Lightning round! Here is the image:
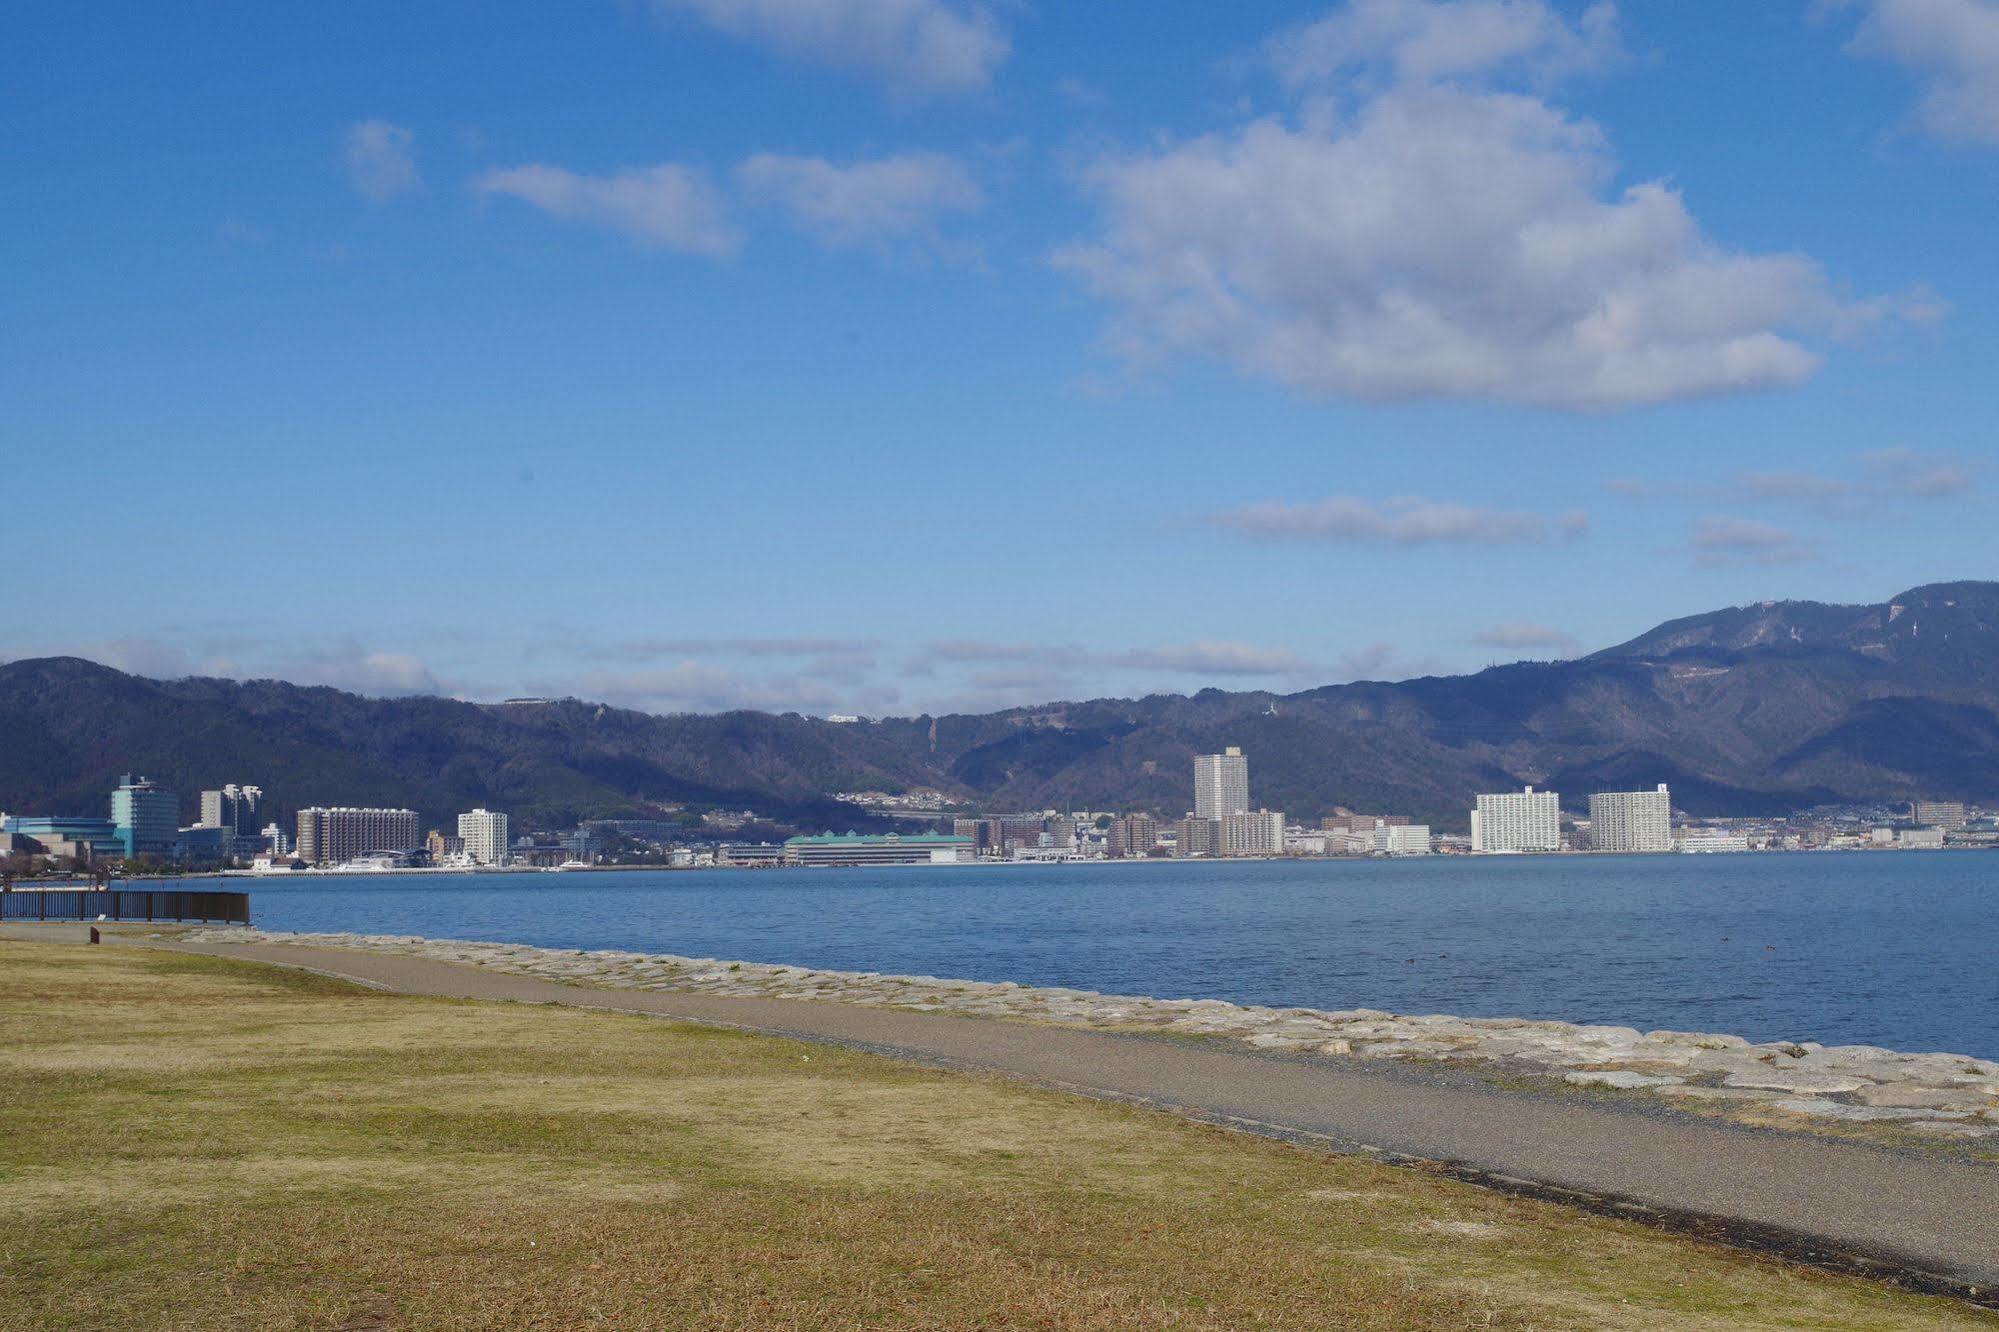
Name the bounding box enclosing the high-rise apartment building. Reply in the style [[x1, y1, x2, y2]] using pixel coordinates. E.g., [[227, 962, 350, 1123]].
[[1193, 747, 1250, 820], [111, 774, 179, 858], [457, 809, 510, 865], [1913, 800, 1967, 831], [1105, 814, 1159, 858], [1470, 786, 1561, 854], [1588, 784, 1673, 853], [199, 784, 264, 836], [1175, 817, 1218, 858], [1217, 810, 1285, 857], [296, 807, 420, 866]]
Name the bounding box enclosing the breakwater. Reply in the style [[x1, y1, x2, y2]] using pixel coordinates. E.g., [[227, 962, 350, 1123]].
[[185, 928, 1999, 1142]]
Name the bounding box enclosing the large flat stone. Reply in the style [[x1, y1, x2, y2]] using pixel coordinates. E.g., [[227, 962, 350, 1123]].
[[1722, 1070, 1874, 1094]]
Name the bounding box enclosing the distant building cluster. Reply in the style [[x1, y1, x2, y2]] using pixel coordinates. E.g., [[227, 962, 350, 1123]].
[[2, 749, 1990, 879]]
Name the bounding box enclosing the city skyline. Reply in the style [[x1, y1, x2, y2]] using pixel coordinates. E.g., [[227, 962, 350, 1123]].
[[5, 2, 1998, 716]]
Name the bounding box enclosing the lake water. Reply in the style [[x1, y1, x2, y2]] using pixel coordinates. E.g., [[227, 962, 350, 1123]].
[[241, 853, 1999, 1060]]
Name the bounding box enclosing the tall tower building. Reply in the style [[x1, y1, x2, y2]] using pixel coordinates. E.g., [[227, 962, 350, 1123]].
[[457, 809, 511, 866], [199, 784, 264, 836], [1193, 747, 1250, 820], [1588, 785, 1672, 853], [110, 774, 179, 858]]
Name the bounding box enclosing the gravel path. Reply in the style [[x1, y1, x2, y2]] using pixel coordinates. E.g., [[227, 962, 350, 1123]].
[[158, 934, 1999, 1303]]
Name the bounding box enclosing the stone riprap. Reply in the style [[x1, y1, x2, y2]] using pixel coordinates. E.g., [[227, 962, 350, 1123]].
[[180, 929, 1999, 1139]]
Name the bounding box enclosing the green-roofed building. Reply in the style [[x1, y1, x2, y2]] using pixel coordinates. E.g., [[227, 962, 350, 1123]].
[[782, 832, 973, 868]]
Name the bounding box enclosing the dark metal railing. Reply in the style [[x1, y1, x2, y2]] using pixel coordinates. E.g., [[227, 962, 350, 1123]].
[[0, 888, 250, 925]]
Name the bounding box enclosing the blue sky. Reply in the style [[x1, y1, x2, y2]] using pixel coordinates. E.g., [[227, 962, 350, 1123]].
[[4, 0, 1996, 715]]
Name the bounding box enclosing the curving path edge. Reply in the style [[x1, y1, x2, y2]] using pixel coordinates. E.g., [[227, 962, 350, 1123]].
[[166, 937, 1999, 1306]]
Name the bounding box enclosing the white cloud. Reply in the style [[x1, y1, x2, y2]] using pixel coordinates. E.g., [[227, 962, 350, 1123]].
[[909, 638, 1309, 677], [1271, 0, 1619, 90], [1109, 641, 1311, 676], [1470, 621, 1580, 653], [645, 0, 1007, 98], [1862, 446, 1977, 496], [342, 120, 421, 202], [475, 163, 740, 255], [274, 641, 443, 696], [1212, 495, 1586, 545], [3, 635, 446, 697], [587, 636, 880, 660], [1059, 0, 1874, 411], [736, 151, 982, 250], [1847, 0, 1999, 144], [1690, 517, 1817, 568], [563, 662, 899, 714]]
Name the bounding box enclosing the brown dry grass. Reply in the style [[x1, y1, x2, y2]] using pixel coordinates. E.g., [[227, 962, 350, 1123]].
[[0, 940, 1989, 1331]]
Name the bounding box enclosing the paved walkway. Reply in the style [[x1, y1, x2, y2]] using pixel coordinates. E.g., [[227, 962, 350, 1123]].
[[84, 933, 1999, 1299]]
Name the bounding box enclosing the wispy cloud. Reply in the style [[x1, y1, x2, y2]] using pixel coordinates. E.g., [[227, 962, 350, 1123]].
[[342, 120, 421, 202], [736, 151, 982, 252], [474, 163, 740, 255], [1862, 446, 1976, 497], [1691, 517, 1817, 568], [2, 634, 448, 697], [1470, 621, 1581, 654], [556, 661, 901, 714], [1843, 0, 1999, 144], [1608, 448, 1977, 511], [1212, 496, 1587, 546], [643, 0, 1008, 99], [1269, 0, 1621, 90]]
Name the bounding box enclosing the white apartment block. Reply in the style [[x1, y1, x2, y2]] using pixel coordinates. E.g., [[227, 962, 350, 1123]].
[[1588, 784, 1673, 853], [1194, 747, 1250, 820], [1379, 824, 1431, 856], [1470, 786, 1561, 853], [457, 808, 511, 865], [1217, 810, 1284, 857]]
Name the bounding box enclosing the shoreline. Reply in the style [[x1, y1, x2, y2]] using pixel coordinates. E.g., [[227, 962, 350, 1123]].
[[180, 927, 1999, 1145]]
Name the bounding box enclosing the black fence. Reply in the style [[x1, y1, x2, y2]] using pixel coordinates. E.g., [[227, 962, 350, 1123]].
[[0, 888, 250, 925]]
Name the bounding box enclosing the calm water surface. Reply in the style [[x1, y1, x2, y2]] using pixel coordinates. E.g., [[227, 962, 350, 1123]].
[[242, 853, 1999, 1059]]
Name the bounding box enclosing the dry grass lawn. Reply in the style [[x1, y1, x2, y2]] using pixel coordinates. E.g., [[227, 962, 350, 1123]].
[[0, 939, 1991, 1331]]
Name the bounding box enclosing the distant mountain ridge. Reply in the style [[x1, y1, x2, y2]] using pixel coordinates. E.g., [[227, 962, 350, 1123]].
[[3, 581, 1996, 831]]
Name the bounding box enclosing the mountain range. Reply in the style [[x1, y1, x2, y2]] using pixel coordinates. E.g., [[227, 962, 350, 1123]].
[[4, 581, 1996, 833]]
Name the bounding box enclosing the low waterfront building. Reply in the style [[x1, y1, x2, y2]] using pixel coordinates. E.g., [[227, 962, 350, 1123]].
[[716, 842, 785, 867], [1321, 813, 1410, 834], [296, 806, 421, 866], [1587, 784, 1673, 853], [1379, 824, 1431, 856], [1677, 829, 1750, 853], [457, 808, 510, 866], [1470, 786, 1561, 853], [426, 830, 465, 861], [783, 832, 973, 867], [175, 824, 231, 861], [1899, 827, 1946, 849], [0, 815, 125, 860]]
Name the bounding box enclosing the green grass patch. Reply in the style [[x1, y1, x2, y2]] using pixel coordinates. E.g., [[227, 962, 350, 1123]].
[[0, 940, 1990, 1330]]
